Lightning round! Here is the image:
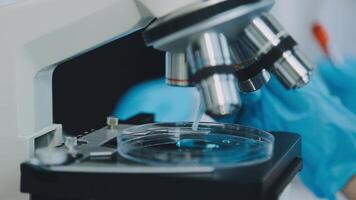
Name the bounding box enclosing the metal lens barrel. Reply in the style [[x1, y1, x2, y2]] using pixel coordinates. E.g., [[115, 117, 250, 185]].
[[187, 32, 241, 116], [239, 13, 314, 89]]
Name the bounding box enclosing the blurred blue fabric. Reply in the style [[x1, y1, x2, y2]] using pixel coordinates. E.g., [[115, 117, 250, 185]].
[[239, 75, 356, 199], [113, 79, 197, 122], [114, 60, 356, 200], [318, 57, 356, 114]]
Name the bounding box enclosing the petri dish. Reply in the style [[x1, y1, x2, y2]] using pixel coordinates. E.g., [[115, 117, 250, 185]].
[[117, 122, 274, 168]]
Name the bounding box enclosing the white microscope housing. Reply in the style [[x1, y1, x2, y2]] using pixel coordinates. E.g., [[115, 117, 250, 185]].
[[0, 0, 313, 199], [0, 0, 197, 198]]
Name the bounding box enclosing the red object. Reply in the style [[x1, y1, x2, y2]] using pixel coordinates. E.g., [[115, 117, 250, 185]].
[[312, 22, 330, 55]]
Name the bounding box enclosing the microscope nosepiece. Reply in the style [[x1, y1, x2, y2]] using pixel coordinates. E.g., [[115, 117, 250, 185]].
[[143, 0, 315, 117]]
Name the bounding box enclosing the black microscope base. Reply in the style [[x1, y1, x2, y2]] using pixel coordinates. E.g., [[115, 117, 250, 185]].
[[21, 131, 302, 200]]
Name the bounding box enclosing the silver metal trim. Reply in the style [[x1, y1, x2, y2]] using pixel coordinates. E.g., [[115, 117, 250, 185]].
[[165, 52, 193, 87], [147, 0, 274, 52], [152, 0, 229, 25], [239, 69, 271, 92]]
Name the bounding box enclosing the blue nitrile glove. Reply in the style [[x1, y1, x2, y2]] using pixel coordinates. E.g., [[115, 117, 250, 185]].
[[238, 75, 356, 200], [318, 57, 356, 114], [113, 79, 198, 122], [114, 75, 356, 199]]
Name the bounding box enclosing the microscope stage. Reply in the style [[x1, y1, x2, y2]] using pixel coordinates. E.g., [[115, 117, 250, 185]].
[[21, 121, 302, 200]]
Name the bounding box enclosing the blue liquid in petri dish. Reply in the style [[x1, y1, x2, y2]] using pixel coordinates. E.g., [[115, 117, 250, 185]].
[[176, 139, 220, 150], [118, 123, 274, 167], [175, 133, 258, 153]]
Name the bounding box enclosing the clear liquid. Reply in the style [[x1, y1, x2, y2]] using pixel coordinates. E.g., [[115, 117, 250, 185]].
[[192, 96, 205, 131], [174, 134, 254, 153], [176, 139, 220, 150], [118, 123, 274, 167]]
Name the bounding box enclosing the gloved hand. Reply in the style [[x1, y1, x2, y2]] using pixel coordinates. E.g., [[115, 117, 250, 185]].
[[114, 72, 356, 200], [238, 75, 356, 200], [113, 79, 199, 122], [318, 57, 356, 114]]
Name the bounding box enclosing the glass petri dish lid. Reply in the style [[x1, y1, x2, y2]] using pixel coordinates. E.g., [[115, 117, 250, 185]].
[[117, 122, 274, 168]]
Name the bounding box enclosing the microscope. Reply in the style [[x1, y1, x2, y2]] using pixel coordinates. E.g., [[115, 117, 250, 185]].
[[0, 0, 312, 199]]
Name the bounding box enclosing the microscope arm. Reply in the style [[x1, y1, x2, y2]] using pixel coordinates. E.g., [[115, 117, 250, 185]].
[[0, 0, 191, 144], [0, 0, 192, 199]]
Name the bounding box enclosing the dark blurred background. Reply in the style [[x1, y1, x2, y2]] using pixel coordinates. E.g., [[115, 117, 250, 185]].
[[53, 30, 165, 135]]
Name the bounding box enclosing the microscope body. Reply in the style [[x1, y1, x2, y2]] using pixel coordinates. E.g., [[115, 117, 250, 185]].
[[0, 0, 312, 199], [0, 0, 186, 198]]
